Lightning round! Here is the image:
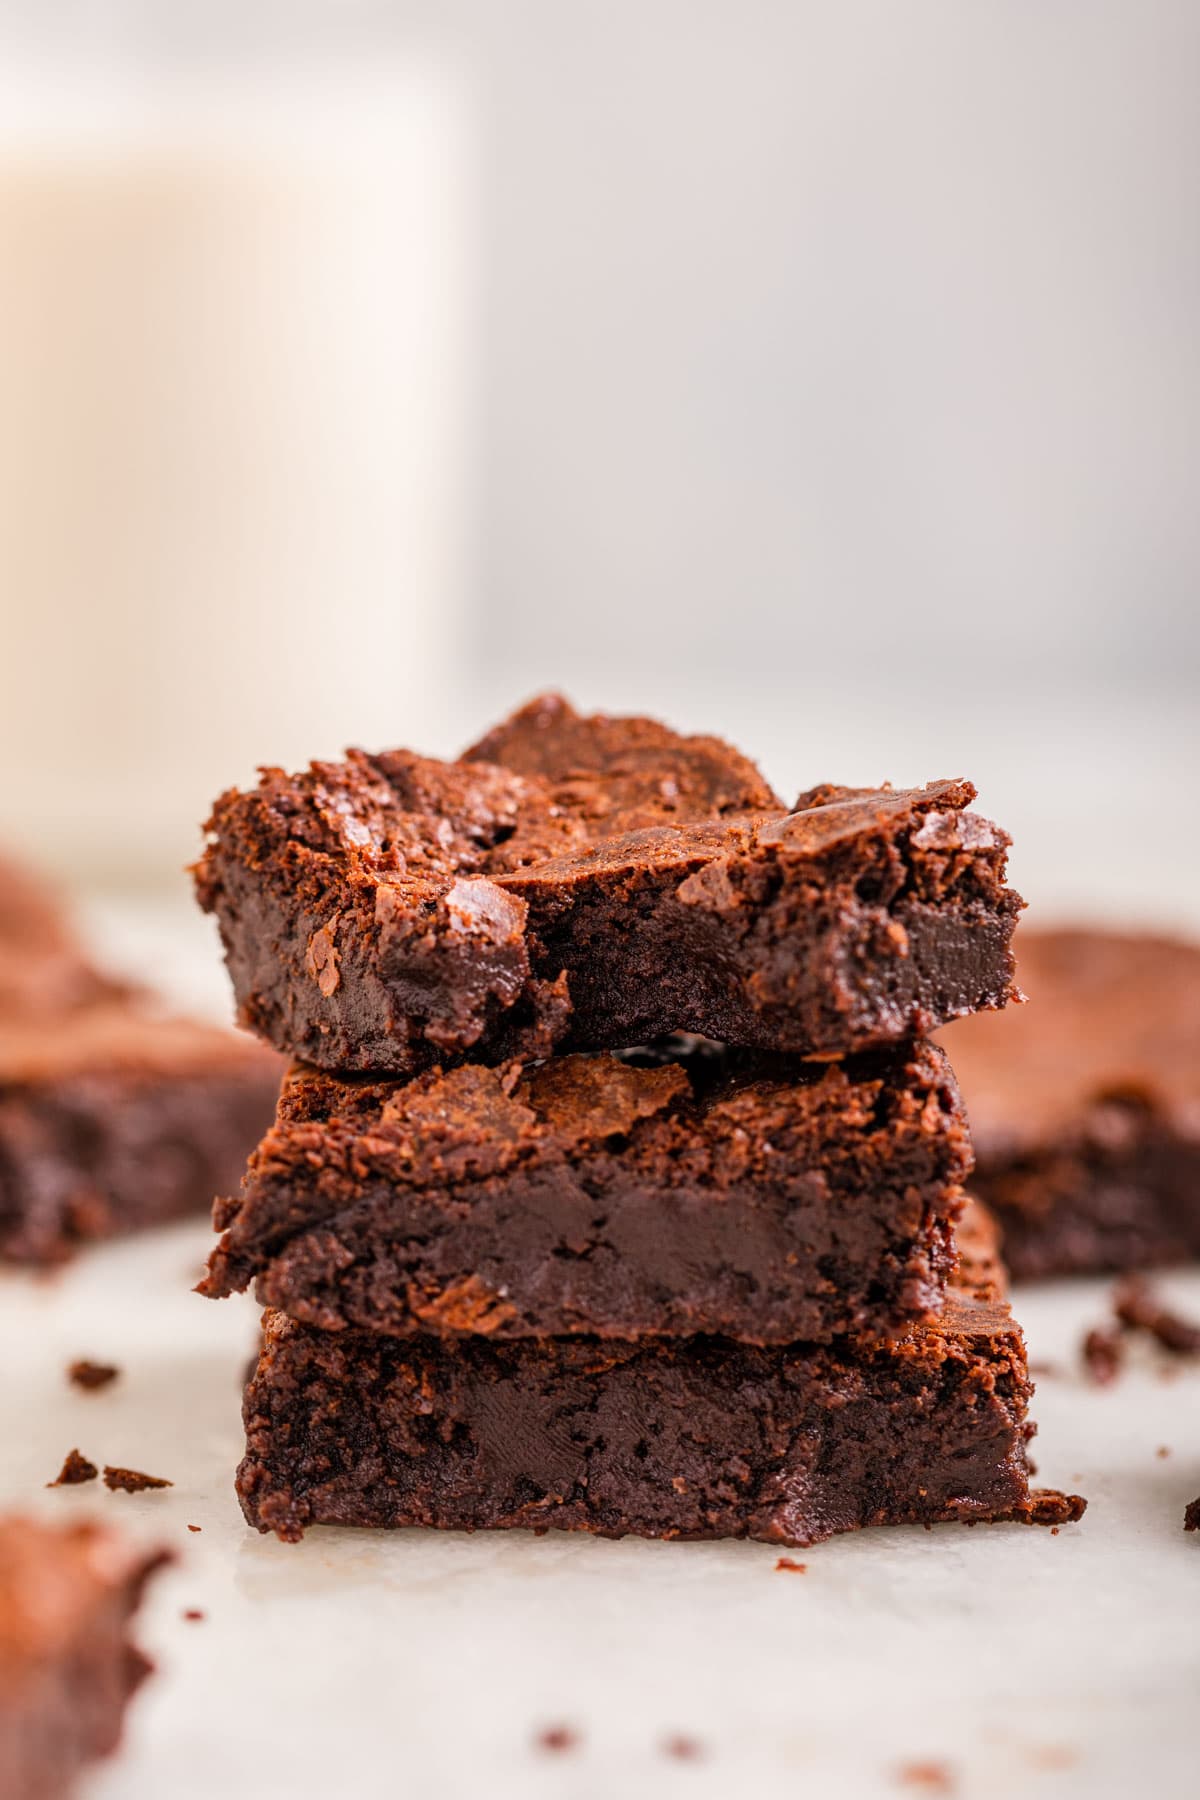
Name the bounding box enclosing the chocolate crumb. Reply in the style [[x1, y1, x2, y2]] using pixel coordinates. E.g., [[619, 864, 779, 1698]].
[[1028, 1360, 1061, 1377], [182, 1608, 206, 1622], [67, 1359, 120, 1391], [775, 1556, 807, 1573], [1113, 1278, 1200, 1354], [187, 1524, 202, 1533], [1156, 1446, 1171, 1459], [1185, 1498, 1200, 1532], [662, 1734, 704, 1760], [1082, 1326, 1124, 1385], [102, 1465, 172, 1493], [896, 1761, 954, 1793], [1021, 1489, 1087, 1527], [535, 1726, 579, 1754], [47, 1447, 98, 1487]]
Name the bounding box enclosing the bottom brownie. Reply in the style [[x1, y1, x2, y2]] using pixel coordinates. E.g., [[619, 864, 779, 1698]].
[[239, 1203, 1083, 1545], [0, 1516, 170, 1800]]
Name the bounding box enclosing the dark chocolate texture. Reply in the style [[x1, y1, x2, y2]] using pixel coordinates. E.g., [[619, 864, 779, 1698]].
[[944, 929, 1200, 1279], [237, 1202, 1084, 1545], [196, 694, 1021, 1073], [203, 1036, 971, 1346]]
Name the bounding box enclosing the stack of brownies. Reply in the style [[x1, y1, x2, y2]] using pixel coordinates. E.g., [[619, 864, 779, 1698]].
[[195, 695, 1083, 1544]]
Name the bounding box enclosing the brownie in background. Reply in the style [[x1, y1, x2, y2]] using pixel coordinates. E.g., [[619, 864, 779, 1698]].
[[0, 851, 282, 1266], [0, 1516, 170, 1800], [944, 929, 1200, 1279]]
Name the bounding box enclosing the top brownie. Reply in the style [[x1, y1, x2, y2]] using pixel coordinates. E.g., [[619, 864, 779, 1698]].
[[195, 694, 1022, 1073]]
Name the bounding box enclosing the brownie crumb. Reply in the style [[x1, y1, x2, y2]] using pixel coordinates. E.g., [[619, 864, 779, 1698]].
[[535, 1726, 579, 1754], [1113, 1278, 1200, 1354], [1027, 1360, 1061, 1377], [47, 1447, 99, 1486], [187, 1524, 202, 1533], [103, 1465, 173, 1493], [1156, 1446, 1171, 1459], [662, 1734, 704, 1760], [775, 1556, 807, 1573], [896, 1761, 954, 1793], [67, 1359, 120, 1391], [1021, 1489, 1088, 1527], [1185, 1498, 1200, 1532], [1082, 1326, 1124, 1385], [182, 1607, 206, 1622]]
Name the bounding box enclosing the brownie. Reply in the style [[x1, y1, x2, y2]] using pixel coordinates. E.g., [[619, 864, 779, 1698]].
[[195, 693, 1022, 1073], [0, 854, 126, 1019], [0, 1516, 169, 1800], [0, 1004, 282, 1266], [203, 1036, 971, 1345], [237, 1200, 1084, 1544], [943, 929, 1200, 1279]]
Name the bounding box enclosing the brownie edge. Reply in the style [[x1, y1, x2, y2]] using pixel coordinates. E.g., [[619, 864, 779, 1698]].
[[237, 1203, 1083, 1547], [205, 1037, 972, 1346]]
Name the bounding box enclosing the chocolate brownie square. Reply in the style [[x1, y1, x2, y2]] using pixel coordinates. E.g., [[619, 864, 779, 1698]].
[[237, 1201, 1084, 1544], [0, 1516, 169, 1800], [195, 694, 1021, 1073], [944, 929, 1200, 1278], [0, 849, 283, 1265], [203, 1036, 971, 1346], [0, 1006, 283, 1265]]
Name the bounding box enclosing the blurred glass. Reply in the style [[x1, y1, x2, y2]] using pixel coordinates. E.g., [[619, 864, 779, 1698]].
[[0, 51, 470, 886]]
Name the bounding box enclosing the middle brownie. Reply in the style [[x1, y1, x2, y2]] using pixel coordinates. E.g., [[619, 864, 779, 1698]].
[[202, 1036, 970, 1345]]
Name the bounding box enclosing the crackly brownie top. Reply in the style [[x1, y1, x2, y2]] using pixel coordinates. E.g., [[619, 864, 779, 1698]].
[[943, 928, 1200, 1155], [204, 1036, 969, 1294], [197, 690, 1006, 909], [196, 692, 781, 901], [0, 1516, 169, 1671]]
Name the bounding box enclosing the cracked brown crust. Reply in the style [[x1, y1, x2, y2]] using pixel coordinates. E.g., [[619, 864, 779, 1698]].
[[944, 929, 1200, 1278], [237, 1202, 1084, 1545], [203, 1037, 971, 1345], [195, 694, 1021, 1073], [0, 1516, 170, 1800]]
